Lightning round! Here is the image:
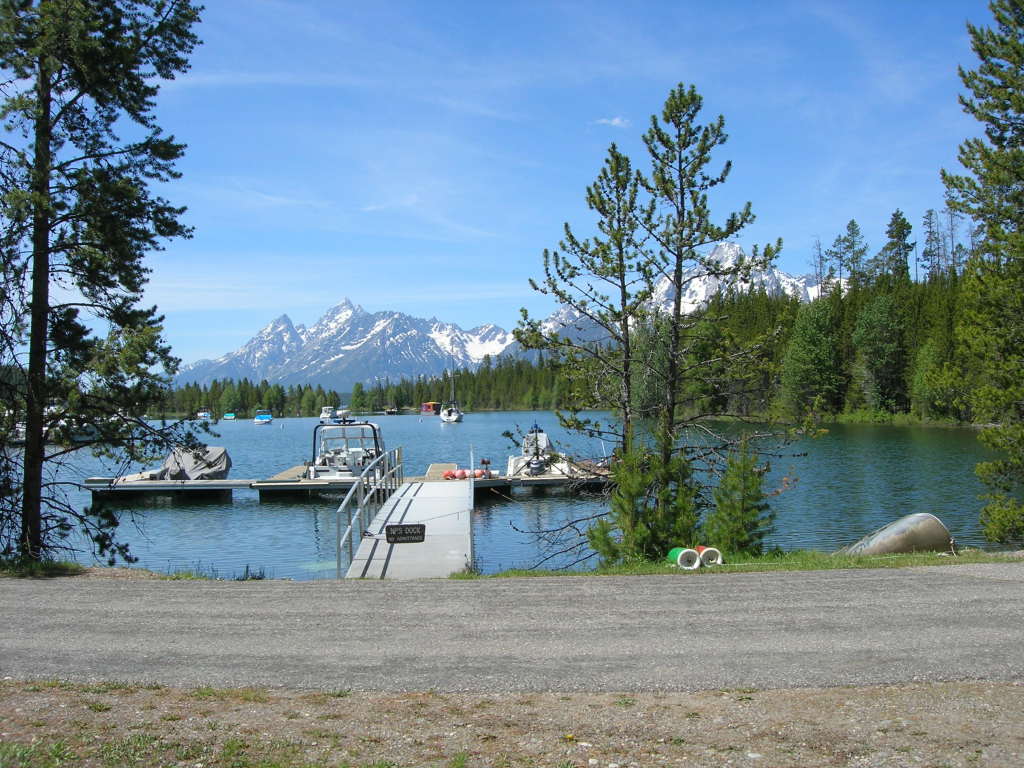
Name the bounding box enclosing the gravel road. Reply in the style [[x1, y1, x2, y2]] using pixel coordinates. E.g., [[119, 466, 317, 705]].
[[2, 563, 1023, 692]]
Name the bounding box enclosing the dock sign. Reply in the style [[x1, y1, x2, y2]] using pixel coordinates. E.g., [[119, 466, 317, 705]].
[[385, 523, 426, 543]]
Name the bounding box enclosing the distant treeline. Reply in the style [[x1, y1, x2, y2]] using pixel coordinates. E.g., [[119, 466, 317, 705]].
[[162, 356, 569, 417]]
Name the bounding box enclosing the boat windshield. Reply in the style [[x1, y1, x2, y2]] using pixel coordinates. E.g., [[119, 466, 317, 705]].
[[312, 422, 383, 461]]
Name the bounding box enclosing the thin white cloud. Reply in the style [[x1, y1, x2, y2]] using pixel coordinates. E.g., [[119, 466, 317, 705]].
[[359, 193, 421, 213], [165, 70, 379, 91], [181, 178, 331, 212], [594, 116, 630, 128], [430, 96, 522, 121]]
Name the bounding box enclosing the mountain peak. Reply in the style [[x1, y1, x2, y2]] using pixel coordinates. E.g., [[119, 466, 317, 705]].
[[175, 244, 826, 391]]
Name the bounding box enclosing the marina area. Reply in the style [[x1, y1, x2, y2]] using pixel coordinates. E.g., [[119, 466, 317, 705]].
[[63, 412, 999, 580]]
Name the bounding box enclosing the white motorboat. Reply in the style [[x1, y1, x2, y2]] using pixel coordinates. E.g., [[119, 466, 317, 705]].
[[195, 406, 212, 420], [253, 408, 273, 425], [307, 416, 385, 480], [506, 424, 570, 477]]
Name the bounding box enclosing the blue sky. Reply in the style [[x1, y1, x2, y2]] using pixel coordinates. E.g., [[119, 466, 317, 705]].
[[145, 0, 992, 365]]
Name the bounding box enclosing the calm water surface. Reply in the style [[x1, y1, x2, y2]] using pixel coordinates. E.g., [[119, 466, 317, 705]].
[[63, 412, 994, 579]]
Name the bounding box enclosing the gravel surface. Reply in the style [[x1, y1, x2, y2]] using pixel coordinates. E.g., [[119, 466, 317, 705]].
[[2, 563, 1023, 692], [2, 679, 1022, 767], [2, 564, 1023, 766]]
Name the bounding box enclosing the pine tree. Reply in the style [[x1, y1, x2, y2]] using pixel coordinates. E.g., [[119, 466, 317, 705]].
[[702, 438, 774, 556], [516, 143, 651, 455], [638, 83, 781, 463], [942, 0, 1024, 543], [871, 210, 914, 285], [778, 298, 844, 416], [852, 294, 907, 412], [920, 209, 946, 280], [0, 0, 202, 561]]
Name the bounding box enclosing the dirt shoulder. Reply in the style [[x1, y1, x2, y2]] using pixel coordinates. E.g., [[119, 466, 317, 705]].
[[2, 679, 1022, 767]]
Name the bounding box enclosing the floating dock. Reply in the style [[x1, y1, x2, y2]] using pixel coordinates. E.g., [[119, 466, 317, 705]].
[[85, 466, 608, 501], [250, 465, 360, 498], [83, 477, 255, 500]]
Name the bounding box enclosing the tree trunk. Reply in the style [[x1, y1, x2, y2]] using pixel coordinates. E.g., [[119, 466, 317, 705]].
[[20, 57, 52, 561]]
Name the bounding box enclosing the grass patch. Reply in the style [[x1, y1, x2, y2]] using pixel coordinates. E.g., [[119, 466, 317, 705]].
[[458, 549, 1019, 579], [0, 558, 85, 578], [17, 680, 147, 695], [162, 561, 270, 581], [190, 686, 271, 703]]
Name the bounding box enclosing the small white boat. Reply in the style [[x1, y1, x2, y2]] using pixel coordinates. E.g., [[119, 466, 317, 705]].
[[223, 412, 236, 420], [9, 421, 26, 446], [307, 416, 385, 479], [253, 409, 273, 425], [439, 402, 463, 423], [195, 407, 212, 420], [506, 424, 571, 477], [440, 356, 464, 423], [319, 405, 342, 423]]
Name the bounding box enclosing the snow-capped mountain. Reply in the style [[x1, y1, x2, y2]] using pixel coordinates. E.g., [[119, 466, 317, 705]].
[[536, 243, 820, 343], [175, 300, 514, 390], [649, 242, 820, 313], [175, 244, 821, 390]]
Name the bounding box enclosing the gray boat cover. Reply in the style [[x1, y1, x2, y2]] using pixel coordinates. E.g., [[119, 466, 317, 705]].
[[156, 446, 232, 480]]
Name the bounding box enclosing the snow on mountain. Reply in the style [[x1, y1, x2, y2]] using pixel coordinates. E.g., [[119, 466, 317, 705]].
[[175, 300, 515, 390], [539, 243, 819, 341], [647, 242, 818, 314], [175, 244, 822, 390]]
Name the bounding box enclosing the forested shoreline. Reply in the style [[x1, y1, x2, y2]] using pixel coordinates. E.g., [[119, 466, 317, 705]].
[[166, 206, 972, 426]]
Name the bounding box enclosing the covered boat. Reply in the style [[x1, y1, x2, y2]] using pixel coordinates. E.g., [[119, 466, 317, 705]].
[[121, 446, 232, 482], [835, 512, 953, 556]]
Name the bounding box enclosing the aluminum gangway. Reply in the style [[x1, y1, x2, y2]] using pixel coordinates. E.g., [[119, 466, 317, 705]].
[[335, 454, 474, 579]]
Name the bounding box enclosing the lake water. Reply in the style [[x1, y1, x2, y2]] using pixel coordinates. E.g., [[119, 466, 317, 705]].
[[60, 412, 996, 579]]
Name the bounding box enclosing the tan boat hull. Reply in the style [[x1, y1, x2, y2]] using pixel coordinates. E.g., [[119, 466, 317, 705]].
[[835, 513, 951, 556]]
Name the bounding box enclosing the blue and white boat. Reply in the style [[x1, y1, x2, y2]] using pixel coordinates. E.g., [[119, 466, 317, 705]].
[[253, 409, 273, 425]]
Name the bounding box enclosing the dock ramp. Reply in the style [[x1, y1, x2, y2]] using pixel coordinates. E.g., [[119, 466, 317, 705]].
[[345, 477, 473, 579]]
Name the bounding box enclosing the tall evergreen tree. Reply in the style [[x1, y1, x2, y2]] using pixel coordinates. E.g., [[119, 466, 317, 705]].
[[920, 209, 945, 279], [638, 83, 780, 464], [942, 0, 1024, 543], [872, 209, 914, 285], [778, 298, 844, 416], [703, 438, 774, 556], [852, 294, 907, 412], [0, 0, 202, 561], [516, 143, 651, 455]]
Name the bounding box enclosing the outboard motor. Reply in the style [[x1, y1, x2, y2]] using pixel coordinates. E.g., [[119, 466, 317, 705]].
[[523, 423, 551, 475], [526, 455, 547, 476]]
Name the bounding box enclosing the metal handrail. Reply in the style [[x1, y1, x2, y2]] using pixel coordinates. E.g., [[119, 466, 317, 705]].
[[335, 446, 404, 578]]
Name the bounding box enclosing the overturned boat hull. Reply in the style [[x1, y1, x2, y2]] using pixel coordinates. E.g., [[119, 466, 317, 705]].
[[835, 512, 951, 556]]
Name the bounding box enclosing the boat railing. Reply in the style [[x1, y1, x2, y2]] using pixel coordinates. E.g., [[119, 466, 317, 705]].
[[335, 445, 404, 578]]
